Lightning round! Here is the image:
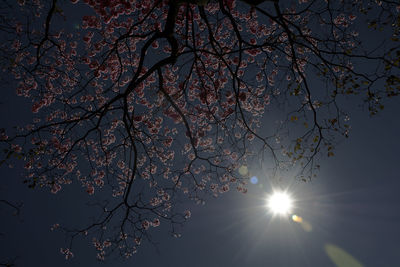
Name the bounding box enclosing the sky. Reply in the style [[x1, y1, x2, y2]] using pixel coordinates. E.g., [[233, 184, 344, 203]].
[[1, 91, 400, 267], [1, 1, 400, 267]]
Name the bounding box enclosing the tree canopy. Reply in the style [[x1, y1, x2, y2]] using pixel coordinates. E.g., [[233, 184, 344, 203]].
[[0, 0, 399, 260]]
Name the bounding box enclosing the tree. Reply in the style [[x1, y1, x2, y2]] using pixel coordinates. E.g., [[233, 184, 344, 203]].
[[0, 0, 399, 260]]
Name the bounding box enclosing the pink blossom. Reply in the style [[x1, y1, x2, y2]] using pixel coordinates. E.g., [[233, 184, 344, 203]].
[[184, 210, 191, 219], [134, 237, 141, 245], [51, 184, 62, 194], [86, 184, 94, 195], [141, 220, 150, 230], [50, 223, 60, 231], [60, 248, 74, 260], [103, 240, 111, 247], [152, 218, 160, 227], [11, 144, 22, 153]]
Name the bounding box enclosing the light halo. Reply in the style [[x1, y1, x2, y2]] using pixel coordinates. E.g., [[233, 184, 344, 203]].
[[266, 191, 293, 215]]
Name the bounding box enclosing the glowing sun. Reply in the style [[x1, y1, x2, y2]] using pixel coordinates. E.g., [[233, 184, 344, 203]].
[[266, 191, 293, 215]]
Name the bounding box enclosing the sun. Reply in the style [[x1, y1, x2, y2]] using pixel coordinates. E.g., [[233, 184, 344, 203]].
[[266, 191, 293, 215]]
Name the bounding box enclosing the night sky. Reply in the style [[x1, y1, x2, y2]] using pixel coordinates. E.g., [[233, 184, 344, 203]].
[[1, 1, 400, 267]]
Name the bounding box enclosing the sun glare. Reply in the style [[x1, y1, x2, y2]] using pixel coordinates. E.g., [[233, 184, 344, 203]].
[[266, 191, 293, 215]]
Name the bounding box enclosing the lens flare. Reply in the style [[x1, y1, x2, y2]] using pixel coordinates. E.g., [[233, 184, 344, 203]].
[[325, 244, 364, 267], [292, 214, 303, 223], [238, 165, 248, 176], [292, 214, 312, 232], [250, 176, 258, 184], [266, 191, 293, 215]]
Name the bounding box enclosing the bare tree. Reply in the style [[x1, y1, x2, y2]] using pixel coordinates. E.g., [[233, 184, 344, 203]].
[[0, 0, 399, 260]]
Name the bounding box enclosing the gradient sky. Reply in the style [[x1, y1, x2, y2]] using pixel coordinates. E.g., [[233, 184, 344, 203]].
[[1, 89, 400, 267], [1, 2, 400, 267]]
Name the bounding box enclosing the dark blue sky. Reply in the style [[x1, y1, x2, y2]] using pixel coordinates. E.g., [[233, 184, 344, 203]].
[[1, 1, 400, 267], [1, 94, 400, 266]]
